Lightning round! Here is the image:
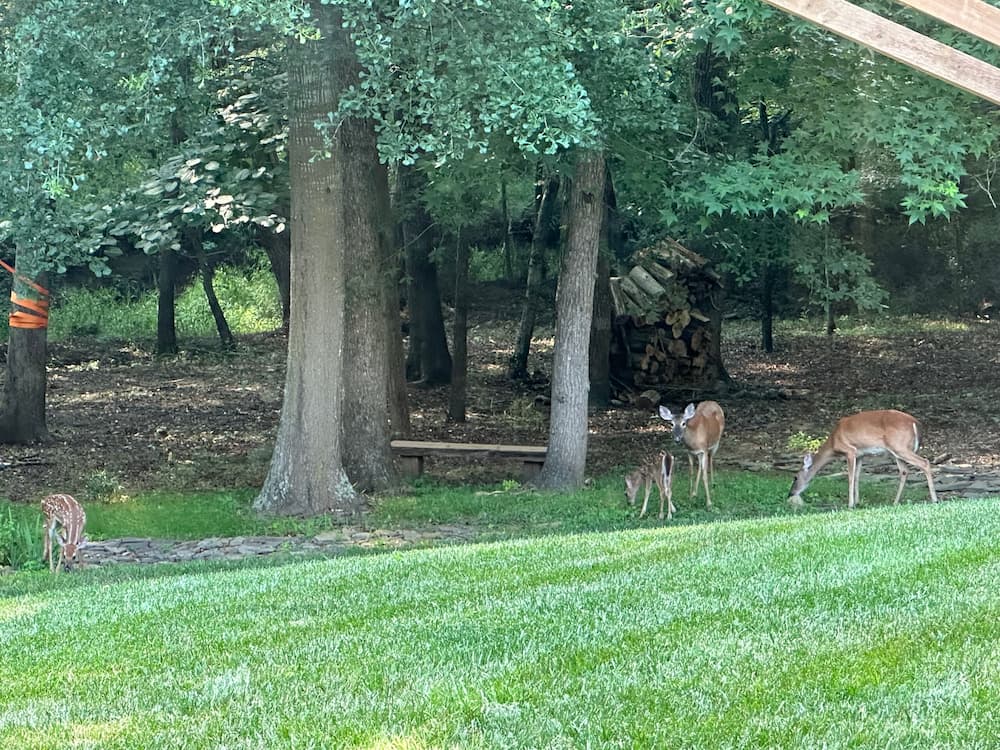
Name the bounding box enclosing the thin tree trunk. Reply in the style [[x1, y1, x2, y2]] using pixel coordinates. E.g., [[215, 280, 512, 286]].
[[588, 168, 616, 408], [254, 0, 359, 516], [761, 262, 774, 354], [399, 163, 451, 385], [187, 228, 235, 350], [156, 247, 178, 355], [536, 152, 606, 490], [341, 115, 396, 493], [0, 260, 48, 443], [258, 212, 291, 332], [510, 174, 559, 380], [500, 178, 514, 280], [448, 233, 470, 422]]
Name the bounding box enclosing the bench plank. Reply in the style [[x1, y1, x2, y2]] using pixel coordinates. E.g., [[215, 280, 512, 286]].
[[390, 440, 547, 479]]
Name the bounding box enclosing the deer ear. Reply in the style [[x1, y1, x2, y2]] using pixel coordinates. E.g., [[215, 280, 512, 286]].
[[802, 454, 814, 470], [683, 403, 697, 420], [658, 405, 673, 421]]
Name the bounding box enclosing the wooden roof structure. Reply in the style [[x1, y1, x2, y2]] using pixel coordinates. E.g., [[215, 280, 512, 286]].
[[760, 0, 1000, 106]]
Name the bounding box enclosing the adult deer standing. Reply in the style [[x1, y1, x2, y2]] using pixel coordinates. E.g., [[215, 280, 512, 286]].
[[41, 493, 86, 573], [658, 401, 725, 508], [625, 450, 675, 520], [788, 409, 939, 509]]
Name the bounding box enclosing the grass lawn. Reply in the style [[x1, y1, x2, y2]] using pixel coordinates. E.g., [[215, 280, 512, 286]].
[[2, 493, 998, 749]]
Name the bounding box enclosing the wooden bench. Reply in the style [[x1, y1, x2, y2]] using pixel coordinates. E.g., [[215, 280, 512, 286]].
[[390, 440, 547, 480]]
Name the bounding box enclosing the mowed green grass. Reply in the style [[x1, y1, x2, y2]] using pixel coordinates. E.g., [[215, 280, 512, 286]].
[[2, 498, 998, 749]]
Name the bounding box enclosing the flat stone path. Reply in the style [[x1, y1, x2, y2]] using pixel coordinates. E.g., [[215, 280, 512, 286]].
[[79, 524, 481, 567]]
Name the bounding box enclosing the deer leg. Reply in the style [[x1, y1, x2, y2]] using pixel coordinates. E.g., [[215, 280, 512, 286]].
[[891, 457, 909, 504], [689, 453, 700, 499], [846, 452, 858, 508], [43, 522, 52, 570], [898, 450, 939, 503], [701, 454, 713, 509], [639, 479, 653, 518]]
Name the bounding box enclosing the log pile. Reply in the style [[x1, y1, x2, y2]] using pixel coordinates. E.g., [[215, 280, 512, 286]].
[[610, 239, 723, 394]]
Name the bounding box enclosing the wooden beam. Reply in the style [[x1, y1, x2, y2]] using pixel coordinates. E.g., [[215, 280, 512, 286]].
[[895, 0, 1000, 50], [759, 0, 1000, 106]]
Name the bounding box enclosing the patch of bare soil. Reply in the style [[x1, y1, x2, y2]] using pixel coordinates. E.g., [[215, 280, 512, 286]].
[[1, 284, 998, 503]]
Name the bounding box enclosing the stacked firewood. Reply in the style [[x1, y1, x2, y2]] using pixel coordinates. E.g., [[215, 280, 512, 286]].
[[609, 239, 722, 390]]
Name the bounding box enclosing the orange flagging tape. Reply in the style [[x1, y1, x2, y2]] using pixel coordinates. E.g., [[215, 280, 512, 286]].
[[0, 258, 51, 329]]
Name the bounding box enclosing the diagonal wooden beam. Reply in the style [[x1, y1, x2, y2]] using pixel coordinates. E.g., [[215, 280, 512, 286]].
[[895, 0, 1000, 50], [759, 0, 1000, 106]]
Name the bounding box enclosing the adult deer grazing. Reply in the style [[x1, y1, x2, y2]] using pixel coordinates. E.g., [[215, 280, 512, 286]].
[[41, 493, 87, 573], [658, 401, 725, 508], [788, 409, 939, 509], [625, 450, 675, 520]]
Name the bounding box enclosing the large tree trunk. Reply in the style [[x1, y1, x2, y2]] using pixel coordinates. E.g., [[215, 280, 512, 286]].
[[536, 153, 606, 490], [156, 247, 178, 355], [399, 163, 452, 385], [0, 260, 48, 443], [254, 0, 359, 516], [340, 116, 396, 493], [448, 233, 470, 422], [509, 174, 560, 380]]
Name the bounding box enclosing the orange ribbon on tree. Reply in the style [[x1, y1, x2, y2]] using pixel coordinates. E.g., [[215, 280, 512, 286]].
[[0, 258, 51, 329]]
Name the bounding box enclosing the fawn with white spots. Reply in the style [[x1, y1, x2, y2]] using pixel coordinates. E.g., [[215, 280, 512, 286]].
[[41, 494, 87, 573]]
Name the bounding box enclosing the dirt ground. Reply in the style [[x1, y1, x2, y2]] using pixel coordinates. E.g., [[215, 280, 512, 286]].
[[1, 282, 998, 502]]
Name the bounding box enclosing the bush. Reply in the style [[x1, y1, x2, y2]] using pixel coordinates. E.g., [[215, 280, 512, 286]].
[[0, 506, 43, 570]]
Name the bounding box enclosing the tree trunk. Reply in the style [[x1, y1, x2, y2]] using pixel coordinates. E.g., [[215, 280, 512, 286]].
[[448, 233, 470, 422], [0, 261, 48, 443], [254, 0, 359, 516], [257, 211, 291, 332], [588, 168, 616, 408], [510, 174, 560, 380], [760, 262, 775, 354], [340, 115, 396, 493], [500, 178, 514, 280], [399, 163, 452, 385], [536, 152, 606, 490], [187, 228, 235, 350], [156, 247, 178, 355]]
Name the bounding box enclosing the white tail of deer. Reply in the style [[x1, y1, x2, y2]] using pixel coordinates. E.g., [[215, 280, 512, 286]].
[[658, 401, 725, 508], [788, 409, 939, 509], [625, 450, 675, 520], [41, 493, 86, 573]]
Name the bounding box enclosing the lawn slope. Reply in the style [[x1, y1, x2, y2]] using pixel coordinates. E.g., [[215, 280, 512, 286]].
[[2, 499, 998, 749]]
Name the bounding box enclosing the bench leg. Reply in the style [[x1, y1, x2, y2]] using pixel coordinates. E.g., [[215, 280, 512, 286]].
[[398, 456, 424, 477], [521, 460, 544, 481]]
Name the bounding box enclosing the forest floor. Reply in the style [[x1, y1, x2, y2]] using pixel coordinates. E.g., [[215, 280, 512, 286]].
[[1, 280, 999, 503]]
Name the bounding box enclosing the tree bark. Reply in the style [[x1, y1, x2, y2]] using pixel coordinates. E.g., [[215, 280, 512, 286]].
[[510, 173, 560, 380], [340, 115, 396, 493], [0, 261, 48, 443], [536, 152, 606, 490], [156, 247, 178, 355], [448, 233, 470, 422], [588, 168, 616, 408], [187, 228, 235, 350], [761, 262, 775, 354], [257, 211, 291, 332], [254, 0, 360, 516], [399, 163, 452, 385]]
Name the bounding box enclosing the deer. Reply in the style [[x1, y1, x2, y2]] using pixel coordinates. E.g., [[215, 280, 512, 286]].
[[658, 401, 725, 509], [41, 493, 87, 573], [788, 409, 939, 509], [625, 450, 676, 520]]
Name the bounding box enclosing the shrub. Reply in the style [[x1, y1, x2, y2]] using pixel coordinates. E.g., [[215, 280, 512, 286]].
[[0, 506, 43, 570]]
